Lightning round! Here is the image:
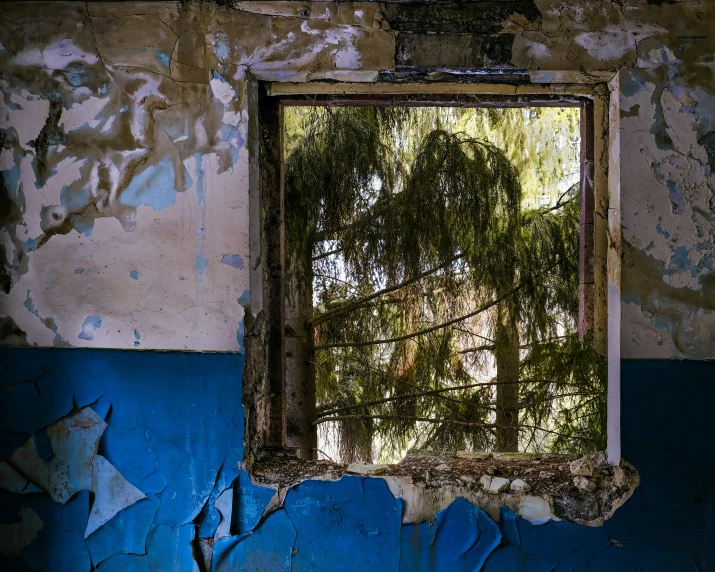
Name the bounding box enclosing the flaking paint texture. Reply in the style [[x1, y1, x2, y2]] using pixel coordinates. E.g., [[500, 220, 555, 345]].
[[0, 1, 714, 570], [0, 0, 712, 357]]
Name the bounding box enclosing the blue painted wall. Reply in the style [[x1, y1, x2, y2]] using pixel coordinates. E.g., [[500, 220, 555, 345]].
[[1, 349, 713, 571]]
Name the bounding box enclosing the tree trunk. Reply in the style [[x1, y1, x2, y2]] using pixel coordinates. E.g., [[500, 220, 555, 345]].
[[495, 300, 520, 452], [285, 248, 317, 459]]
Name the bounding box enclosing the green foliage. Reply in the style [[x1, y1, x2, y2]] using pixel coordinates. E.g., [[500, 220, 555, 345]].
[[284, 105, 605, 464]]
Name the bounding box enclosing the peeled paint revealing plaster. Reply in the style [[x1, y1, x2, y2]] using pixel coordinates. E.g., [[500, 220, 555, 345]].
[[210, 456, 641, 572], [507, 1, 715, 359], [0, 1, 394, 351], [1, 0, 713, 358], [247, 450, 640, 528]]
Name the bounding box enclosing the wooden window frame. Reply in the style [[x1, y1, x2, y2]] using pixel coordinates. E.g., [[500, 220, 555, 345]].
[[245, 84, 597, 460]]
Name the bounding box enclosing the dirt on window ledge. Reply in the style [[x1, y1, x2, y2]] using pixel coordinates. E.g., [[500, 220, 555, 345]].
[[246, 448, 640, 527]]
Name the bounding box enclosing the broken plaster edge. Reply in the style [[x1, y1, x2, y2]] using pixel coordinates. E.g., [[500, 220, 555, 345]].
[[248, 459, 640, 529]]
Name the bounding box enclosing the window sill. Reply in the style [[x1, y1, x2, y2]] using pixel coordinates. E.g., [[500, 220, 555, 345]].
[[247, 449, 639, 527]]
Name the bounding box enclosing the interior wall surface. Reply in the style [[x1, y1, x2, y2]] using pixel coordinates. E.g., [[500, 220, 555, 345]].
[[0, 1, 713, 571]]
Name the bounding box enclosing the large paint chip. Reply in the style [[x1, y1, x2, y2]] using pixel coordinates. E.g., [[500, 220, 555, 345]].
[[9, 408, 107, 504], [85, 456, 146, 538], [86, 497, 158, 566]]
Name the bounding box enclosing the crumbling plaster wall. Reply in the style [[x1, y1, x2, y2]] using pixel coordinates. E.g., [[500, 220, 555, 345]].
[[0, 1, 714, 571], [0, 0, 713, 358]]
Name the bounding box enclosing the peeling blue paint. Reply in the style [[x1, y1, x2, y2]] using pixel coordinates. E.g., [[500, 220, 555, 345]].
[[656, 218, 671, 239], [2, 350, 713, 571], [21, 237, 36, 252], [194, 152, 206, 205], [286, 477, 403, 571], [213, 510, 295, 572], [60, 186, 90, 210], [213, 38, 230, 62], [101, 425, 186, 495], [401, 497, 500, 571], [70, 215, 94, 237], [79, 316, 102, 341], [74, 268, 85, 274], [22, 290, 68, 346], [237, 289, 250, 306], [155, 52, 170, 67], [221, 254, 244, 269], [146, 523, 198, 571], [621, 71, 646, 98], [129, 270, 139, 280], [234, 471, 274, 534], [85, 497, 158, 566], [670, 245, 692, 272], [2, 348, 244, 570], [195, 254, 209, 277], [119, 160, 177, 211], [21, 490, 92, 571]]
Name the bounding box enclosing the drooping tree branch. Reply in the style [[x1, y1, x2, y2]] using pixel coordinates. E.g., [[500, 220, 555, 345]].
[[314, 414, 599, 442], [314, 414, 495, 428], [317, 377, 575, 418], [311, 253, 465, 326], [314, 287, 518, 350], [312, 248, 342, 261]]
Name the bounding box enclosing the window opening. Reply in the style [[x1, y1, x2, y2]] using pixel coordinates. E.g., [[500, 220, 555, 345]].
[[274, 96, 602, 465]]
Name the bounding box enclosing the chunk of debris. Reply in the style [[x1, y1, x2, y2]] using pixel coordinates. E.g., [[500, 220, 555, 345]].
[[569, 457, 594, 477], [434, 463, 449, 471], [573, 476, 597, 492], [483, 475, 510, 494], [510, 479, 531, 494], [346, 462, 389, 476]]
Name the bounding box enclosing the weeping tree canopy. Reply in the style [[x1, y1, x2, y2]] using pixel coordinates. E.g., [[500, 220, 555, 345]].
[[284, 105, 605, 464]]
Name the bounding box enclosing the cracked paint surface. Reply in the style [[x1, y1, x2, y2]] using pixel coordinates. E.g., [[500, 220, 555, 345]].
[[0, 1, 712, 356], [0, 0, 714, 571], [1, 350, 713, 570], [0, 348, 244, 571], [0, 0, 390, 351]]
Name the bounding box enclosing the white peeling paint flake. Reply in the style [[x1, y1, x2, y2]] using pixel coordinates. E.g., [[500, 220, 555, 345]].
[[12, 38, 99, 69], [60, 96, 110, 132], [575, 25, 664, 62], [210, 73, 236, 105], [222, 111, 243, 127], [85, 455, 146, 538], [0, 89, 50, 149]]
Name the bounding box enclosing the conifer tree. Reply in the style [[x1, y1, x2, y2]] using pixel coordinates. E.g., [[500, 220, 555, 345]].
[[284, 106, 605, 463]]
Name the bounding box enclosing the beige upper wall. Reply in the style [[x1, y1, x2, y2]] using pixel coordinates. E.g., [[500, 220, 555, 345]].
[[0, 1, 712, 358]]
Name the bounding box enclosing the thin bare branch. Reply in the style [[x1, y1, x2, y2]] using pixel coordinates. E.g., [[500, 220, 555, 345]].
[[317, 376, 573, 417], [311, 254, 465, 326], [314, 287, 517, 350]]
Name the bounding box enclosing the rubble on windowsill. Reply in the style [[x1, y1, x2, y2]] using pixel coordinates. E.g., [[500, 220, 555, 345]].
[[248, 449, 640, 527]]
